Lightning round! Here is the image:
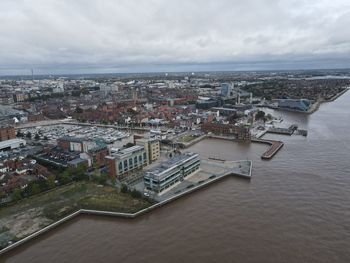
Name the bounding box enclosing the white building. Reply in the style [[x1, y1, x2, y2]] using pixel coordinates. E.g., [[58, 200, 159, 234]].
[[144, 152, 200, 193], [0, 139, 26, 151]]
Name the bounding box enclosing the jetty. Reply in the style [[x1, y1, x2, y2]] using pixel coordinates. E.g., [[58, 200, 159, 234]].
[[252, 138, 284, 160]]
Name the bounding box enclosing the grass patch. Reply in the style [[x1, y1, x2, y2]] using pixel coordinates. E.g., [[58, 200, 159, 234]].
[[80, 193, 150, 213], [0, 182, 153, 248]]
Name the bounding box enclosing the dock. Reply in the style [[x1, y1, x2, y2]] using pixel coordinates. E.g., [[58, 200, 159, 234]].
[[252, 138, 284, 160], [206, 135, 283, 160], [267, 124, 298, 136]]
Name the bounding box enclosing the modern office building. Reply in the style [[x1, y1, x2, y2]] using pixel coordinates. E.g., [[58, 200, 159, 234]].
[[277, 99, 311, 112], [144, 152, 200, 193], [221, 83, 234, 98], [135, 138, 160, 164], [106, 145, 147, 179]]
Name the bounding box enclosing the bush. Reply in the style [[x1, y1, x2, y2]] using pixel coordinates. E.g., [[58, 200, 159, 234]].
[[91, 173, 108, 185], [59, 170, 72, 184], [11, 188, 22, 202], [130, 189, 142, 199], [121, 184, 128, 193]]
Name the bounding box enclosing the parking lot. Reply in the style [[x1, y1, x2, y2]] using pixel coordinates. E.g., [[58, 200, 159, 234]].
[[18, 124, 130, 145]]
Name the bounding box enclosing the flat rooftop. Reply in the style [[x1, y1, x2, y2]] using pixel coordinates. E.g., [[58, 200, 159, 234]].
[[107, 145, 145, 160], [0, 139, 26, 149], [146, 152, 199, 178]]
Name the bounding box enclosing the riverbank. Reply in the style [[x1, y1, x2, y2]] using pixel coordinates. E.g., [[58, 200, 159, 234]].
[[308, 87, 349, 114], [262, 87, 349, 115], [0, 160, 252, 256], [0, 182, 151, 251]]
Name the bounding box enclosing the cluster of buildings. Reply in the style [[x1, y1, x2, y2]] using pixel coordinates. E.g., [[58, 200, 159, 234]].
[[0, 158, 54, 195], [3, 72, 339, 197]]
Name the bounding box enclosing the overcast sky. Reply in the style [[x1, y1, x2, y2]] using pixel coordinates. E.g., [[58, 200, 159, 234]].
[[1, 0, 350, 75]]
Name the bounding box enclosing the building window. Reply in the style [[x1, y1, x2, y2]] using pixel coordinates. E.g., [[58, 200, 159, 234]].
[[124, 160, 128, 168], [118, 162, 123, 171], [139, 155, 142, 162], [129, 158, 133, 166], [143, 152, 147, 160]]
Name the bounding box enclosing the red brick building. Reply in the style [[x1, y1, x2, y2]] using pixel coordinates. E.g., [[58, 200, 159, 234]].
[[0, 126, 16, 142], [201, 123, 251, 141], [28, 114, 46, 122]]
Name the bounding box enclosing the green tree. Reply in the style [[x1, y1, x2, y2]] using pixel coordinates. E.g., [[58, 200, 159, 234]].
[[121, 184, 128, 193], [60, 171, 72, 184], [91, 170, 100, 183], [93, 163, 100, 174], [130, 189, 142, 199], [26, 132, 32, 139], [34, 133, 40, 140], [30, 183, 40, 195], [255, 110, 266, 121], [73, 164, 88, 181], [110, 175, 116, 185], [11, 188, 22, 201], [97, 173, 108, 185], [46, 175, 56, 189], [0, 191, 6, 199]]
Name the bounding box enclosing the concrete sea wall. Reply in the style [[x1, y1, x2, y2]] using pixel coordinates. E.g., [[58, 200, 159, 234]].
[[0, 161, 252, 256]]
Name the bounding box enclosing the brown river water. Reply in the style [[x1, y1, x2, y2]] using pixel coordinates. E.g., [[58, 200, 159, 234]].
[[3, 91, 350, 263]]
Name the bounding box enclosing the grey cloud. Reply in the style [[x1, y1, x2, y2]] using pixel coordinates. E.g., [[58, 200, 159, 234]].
[[0, 0, 350, 74]]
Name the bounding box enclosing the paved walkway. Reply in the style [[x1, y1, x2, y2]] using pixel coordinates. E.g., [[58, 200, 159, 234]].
[[156, 159, 252, 202]]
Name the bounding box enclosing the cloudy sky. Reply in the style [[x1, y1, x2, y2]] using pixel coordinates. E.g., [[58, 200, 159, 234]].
[[0, 0, 350, 75]]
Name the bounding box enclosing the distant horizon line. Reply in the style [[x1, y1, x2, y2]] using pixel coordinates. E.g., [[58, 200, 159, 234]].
[[1, 67, 350, 78]]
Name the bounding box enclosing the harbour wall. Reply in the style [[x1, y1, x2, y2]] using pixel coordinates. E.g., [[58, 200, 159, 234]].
[[0, 161, 252, 256]]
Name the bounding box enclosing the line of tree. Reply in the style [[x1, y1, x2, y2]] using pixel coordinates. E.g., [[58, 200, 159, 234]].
[[120, 184, 143, 199], [10, 175, 56, 202], [6, 157, 111, 203]]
